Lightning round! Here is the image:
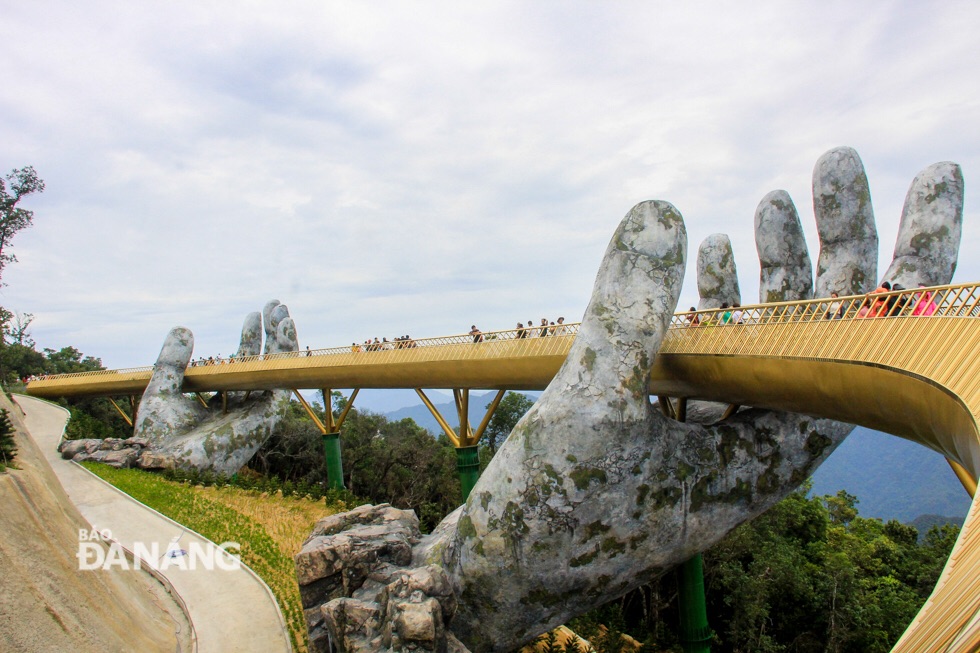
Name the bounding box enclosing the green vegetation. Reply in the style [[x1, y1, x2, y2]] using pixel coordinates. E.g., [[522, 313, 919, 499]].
[[0, 408, 16, 470], [0, 165, 44, 285], [556, 487, 960, 653], [481, 391, 534, 454], [80, 462, 346, 653], [252, 396, 462, 531]]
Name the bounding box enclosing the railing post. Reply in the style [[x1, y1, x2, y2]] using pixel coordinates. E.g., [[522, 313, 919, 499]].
[[678, 553, 712, 653], [323, 431, 345, 490]]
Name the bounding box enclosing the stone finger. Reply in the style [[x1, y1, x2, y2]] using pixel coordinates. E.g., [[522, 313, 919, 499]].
[[881, 162, 964, 287], [134, 326, 205, 444], [275, 317, 299, 354], [262, 300, 285, 355], [755, 190, 813, 302], [237, 311, 262, 358], [696, 233, 741, 309], [812, 146, 878, 297], [144, 327, 193, 397]]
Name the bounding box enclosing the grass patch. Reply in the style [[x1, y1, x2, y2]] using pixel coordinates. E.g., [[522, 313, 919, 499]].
[[80, 462, 346, 653]]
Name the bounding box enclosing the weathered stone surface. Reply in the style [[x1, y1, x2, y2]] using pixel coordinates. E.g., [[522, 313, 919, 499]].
[[812, 146, 878, 297], [696, 233, 740, 309], [60, 437, 145, 468], [882, 162, 964, 288], [296, 505, 460, 652], [59, 438, 99, 459], [298, 148, 963, 652], [130, 300, 297, 475], [755, 190, 813, 302], [296, 505, 421, 607], [138, 449, 175, 469]]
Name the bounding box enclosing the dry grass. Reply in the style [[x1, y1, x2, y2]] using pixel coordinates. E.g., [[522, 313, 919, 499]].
[[190, 484, 330, 560]]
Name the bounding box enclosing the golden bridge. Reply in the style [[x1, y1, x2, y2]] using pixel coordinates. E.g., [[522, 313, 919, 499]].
[[26, 282, 980, 652]]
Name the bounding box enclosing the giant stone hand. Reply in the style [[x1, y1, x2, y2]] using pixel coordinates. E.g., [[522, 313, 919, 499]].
[[133, 300, 298, 475], [295, 147, 964, 653]]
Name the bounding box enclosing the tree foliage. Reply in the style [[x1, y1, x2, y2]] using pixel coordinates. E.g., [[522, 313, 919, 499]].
[[0, 165, 44, 285], [571, 486, 961, 653], [248, 398, 461, 531], [481, 391, 534, 454], [0, 408, 16, 471]]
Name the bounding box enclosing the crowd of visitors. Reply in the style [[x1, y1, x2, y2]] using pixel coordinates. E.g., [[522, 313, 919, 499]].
[[514, 317, 567, 339], [353, 336, 418, 352], [854, 282, 939, 319], [682, 282, 943, 328]]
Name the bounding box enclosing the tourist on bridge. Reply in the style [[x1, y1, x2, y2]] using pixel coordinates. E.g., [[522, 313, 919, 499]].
[[824, 293, 844, 319], [516, 323, 527, 339], [686, 307, 700, 326], [912, 284, 938, 316], [868, 281, 892, 317], [470, 325, 484, 343]]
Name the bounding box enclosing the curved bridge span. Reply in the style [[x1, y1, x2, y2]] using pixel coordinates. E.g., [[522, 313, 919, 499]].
[[27, 283, 980, 652]]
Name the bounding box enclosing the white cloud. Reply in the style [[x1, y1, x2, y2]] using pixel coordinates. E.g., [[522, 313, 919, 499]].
[[1, 1, 977, 368]]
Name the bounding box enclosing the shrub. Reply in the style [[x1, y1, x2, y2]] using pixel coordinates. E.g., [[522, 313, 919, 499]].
[[0, 408, 16, 470]]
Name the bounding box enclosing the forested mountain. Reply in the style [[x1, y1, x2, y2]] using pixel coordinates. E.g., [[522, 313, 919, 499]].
[[810, 426, 970, 525]]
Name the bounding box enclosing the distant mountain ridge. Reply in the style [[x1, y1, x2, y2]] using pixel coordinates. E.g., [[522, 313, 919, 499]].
[[810, 426, 970, 524]]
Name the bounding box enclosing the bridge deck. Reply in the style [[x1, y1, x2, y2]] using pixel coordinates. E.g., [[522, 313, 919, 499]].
[[26, 282, 980, 652]]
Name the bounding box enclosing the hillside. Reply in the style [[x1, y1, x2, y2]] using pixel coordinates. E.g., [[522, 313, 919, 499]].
[[809, 426, 970, 524]]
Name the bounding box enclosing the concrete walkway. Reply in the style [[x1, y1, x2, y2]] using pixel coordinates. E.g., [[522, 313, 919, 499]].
[[15, 394, 292, 653]]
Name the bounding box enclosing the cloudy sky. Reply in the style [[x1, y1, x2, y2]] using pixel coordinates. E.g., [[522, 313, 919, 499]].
[[1, 1, 977, 370]]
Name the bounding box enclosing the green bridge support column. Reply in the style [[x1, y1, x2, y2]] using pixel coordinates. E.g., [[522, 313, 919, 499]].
[[455, 445, 481, 502], [323, 432, 345, 490], [678, 553, 712, 653]]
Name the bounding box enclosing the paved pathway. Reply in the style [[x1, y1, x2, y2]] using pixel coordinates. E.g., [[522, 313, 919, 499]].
[[15, 394, 292, 653]]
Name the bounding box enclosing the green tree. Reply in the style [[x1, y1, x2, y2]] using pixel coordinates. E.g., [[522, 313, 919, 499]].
[[0, 165, 44, 285], [482, 391, 534, 454], [43, 346, 104, 374], [0, 408, 16, 470], [248, 400, 462, 530]]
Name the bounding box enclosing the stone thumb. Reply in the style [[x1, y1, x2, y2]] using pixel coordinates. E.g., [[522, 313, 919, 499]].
[[145, 327, 193, 397]]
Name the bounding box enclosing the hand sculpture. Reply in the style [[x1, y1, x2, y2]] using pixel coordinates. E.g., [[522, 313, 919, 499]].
[[133, 300, 298, 475], [295, 148, 963, 653]]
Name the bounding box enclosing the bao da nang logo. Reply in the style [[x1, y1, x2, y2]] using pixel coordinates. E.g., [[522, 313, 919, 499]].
[[77, 529, 241, 571]]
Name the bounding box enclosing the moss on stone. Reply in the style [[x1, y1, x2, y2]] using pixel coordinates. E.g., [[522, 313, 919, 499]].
[[910, 225, 950, 255], [570, 547, 599, 568], [521, 588, 564, 609], [691, 473, 753, 512], [600, 537, 626, 557], [636, 484, 650, 506], [925, 181, 949, 204], [805, 430, 832, 458], [582, 520, 610, 541], [675, 461, 695, 482], [501, 501, 529, 541], [570, 466, 608, 490], [458, 515, 477, 540], [582, 347, 597, 372]]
